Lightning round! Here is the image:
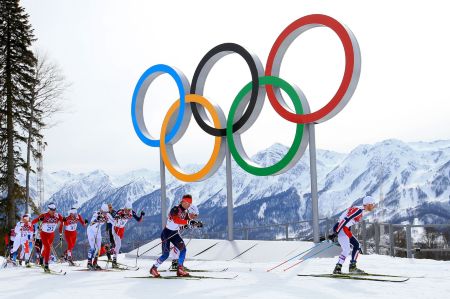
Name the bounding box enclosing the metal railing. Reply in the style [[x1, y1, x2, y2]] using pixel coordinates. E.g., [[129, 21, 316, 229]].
[[352, 221, 450, 259]]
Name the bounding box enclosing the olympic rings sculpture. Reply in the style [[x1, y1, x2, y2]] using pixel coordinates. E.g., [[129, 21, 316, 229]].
[[131, 14, 361, 182]]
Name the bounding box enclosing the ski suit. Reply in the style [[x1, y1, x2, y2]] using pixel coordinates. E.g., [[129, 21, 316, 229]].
[[86, 211, 113, 261], [10, 221, 34, 261], [333, 206, 364, 265], [63, 214, 85, 258], [112, 209, 143, 259], [31, 212, 63, 264], [154, 205, 190, 268]]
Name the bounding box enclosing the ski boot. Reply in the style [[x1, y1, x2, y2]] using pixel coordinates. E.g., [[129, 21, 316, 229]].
[[170, 260, 178, 271], [67, 256, 76, 266], [87, 261, 95, 271], [18, 260, 23, 266], [25, 261, 31, 268], [150, 265, 160, 278], [333, 263, 342, 274], [112, 258, 119, 269], [349, 262, 365, 274], [93, 258, 102, 270], [177, 265, 190, 277], [44, 264, 50, 273]]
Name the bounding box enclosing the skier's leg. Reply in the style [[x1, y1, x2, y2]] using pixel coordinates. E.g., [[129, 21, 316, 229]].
[[337, 230, 351, 265], [350, 236, 361, 263], [112, 227, 122, 260], [153, 229, 172, 267], [41, 232, 54, 265], [87, 228, 96, 265], [10, 238, 22, 261], [173, 235, 186, 267]]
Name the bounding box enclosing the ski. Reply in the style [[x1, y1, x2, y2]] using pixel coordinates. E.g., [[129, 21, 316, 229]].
[[127, 274, 238, 280], [74, 268, 116, 272], [109, 265, 140, 271], [348, 272, 423, 279], [192, 242, 220, 257], [126, 275, 201, 280], [44, 269, 67, 275], [160, 268, 228, 273], [228, 244, 258, 261], [98, 259, 139, 269], [297, 274, 409, 282]]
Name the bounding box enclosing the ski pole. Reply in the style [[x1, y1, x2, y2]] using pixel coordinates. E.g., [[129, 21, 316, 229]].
[[267, 240, 328, 272], [283, 242, 336, 272], [137, 231, 179, 258]]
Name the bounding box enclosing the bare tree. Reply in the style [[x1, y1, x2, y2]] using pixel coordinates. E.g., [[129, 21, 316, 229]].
[[24, 51, 69, 213]]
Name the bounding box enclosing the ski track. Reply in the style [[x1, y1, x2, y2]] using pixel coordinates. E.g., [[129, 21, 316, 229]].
[[1, 254, 450, 299]]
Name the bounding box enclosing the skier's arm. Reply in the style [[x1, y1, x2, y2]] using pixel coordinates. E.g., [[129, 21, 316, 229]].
[[335, 208, 363, 233], [78, 214, 86, 227], [132, 210, 144, 222], [58, 214, 64, 234], [31, 214, 44, 225]]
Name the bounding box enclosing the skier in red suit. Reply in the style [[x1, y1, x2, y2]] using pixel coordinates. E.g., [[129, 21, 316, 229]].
[[63, 207, 85, 265], [31, 203, 64, 273]]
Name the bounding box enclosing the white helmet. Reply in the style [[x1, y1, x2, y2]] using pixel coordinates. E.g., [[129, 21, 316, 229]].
[[101, 203, 109, 212], [125, 201, 132, 210], [188, 205, 199, 216], [363, 196, 375, 206], [48, 203, 56, 211]]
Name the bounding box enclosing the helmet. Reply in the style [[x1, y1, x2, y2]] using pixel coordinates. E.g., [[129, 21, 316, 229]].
[[69, 207, 77, 215], [48, 203, 56, 211], [125, 201, 132, 210], [363, 196, 375, 206], [188, 205, 199, 216], [101, 203, 109, 212]]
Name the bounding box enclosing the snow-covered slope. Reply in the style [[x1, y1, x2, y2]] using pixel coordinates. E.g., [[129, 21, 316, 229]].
[[1, 243, 450, 299]]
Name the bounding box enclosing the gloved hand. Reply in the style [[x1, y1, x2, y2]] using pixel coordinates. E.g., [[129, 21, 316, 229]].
[[84, 219, 89, 225], [59, 234, 63, 242], [327, 232, 338, 242], [62, 217, 67, 222], [140, 211, 145, 216], [39, 216, 44, 221], [188, 220, 203, 228]]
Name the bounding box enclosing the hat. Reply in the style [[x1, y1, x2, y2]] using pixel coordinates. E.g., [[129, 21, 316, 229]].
[[22, 213, 30, 219], [363, 196, 375, 206], [69, 208, 77, 214], [181, 194, 192, 204], [125, 202, 132, 210], [48, 203, 56, 211]]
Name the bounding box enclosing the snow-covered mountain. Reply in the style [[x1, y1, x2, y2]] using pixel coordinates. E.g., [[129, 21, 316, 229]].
[[29, 139, 450, 241]]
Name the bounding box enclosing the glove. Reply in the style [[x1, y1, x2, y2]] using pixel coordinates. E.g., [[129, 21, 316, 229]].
[[62, 217, 67, 222], [39, 216, 44, 221], [140, 211, 145, 216], [327, 232, 338, 242], [188, 220, 203, 228], [59, 235, 63, 242], [84, 219, 89, 225]]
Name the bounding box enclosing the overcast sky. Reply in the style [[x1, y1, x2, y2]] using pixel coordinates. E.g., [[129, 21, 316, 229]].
[[21, 0, 450, 174]]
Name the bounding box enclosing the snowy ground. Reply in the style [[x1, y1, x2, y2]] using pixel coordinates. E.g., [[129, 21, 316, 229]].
[[1, 254, 449, 299]]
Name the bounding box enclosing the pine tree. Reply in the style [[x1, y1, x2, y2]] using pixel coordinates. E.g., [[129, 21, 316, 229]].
[[0, 0, 37, 229]]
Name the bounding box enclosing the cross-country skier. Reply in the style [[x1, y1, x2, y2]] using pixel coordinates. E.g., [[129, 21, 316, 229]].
[[33, 224, 43, 265], [63, 207, 86, 265], [31, 203, 64, 273], [169, 204, 199, 270], [110, 202, 144, 268], [86, 203, 114, 270], [105, 203, 117, 258], [150, 194, 203, 277], [10, 214, 34, 266], [330, 195, 376, 274]]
